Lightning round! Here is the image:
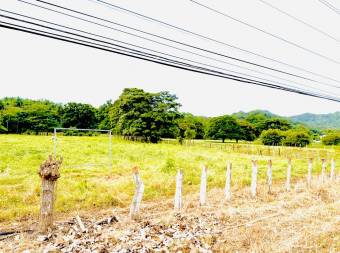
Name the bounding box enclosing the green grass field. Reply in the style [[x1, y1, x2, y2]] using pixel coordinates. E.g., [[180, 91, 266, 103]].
[[0, 134, 339, 223]]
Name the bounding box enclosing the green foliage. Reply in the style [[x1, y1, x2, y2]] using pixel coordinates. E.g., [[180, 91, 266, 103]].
[[184, 128, 196, 140], [207, 115, 241, 142], [0, 125, 7, 133], [282, 130, 311, 147], [177, 113, 207, 139], [322, 132, 340, 145], [109, 88, 181, 143], [261, 128, 312, 147], [260, 129, 285, 146], [291, 112, 340, 129], [61, 102, 98, 129]]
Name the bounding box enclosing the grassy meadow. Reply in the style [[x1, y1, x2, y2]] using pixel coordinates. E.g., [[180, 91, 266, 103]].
[[0, 134, 339, 223]]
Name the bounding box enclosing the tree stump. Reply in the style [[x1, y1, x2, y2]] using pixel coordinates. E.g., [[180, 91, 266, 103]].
[[39, 155, 62, 233]]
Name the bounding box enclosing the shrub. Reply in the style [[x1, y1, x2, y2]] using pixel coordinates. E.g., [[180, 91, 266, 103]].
[[322, 132, 340, 145], [0, 125, 7, 133], [260, 129, 284, 146], [282, 130, 311, 147]]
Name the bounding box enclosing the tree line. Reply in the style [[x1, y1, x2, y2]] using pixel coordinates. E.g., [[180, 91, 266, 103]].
[[0, 88, 337, 146]]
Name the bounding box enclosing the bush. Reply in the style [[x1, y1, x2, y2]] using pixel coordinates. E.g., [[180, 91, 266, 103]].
[[0, 125, 7, 133], [322, 132, 340, 145], [282, 130, 311, 147], [260, 129, 284, 146]]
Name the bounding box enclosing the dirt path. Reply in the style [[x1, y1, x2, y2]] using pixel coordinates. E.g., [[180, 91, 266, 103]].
[[1, 179, 339, 252]]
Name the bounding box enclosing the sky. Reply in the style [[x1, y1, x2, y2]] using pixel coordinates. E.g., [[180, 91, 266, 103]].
[[1, 0, 340, 116]]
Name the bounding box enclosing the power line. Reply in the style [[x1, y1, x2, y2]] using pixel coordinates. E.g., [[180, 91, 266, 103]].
[[3, 10, 337, 97], [318, 0, 340, 15], [258, 0, 340, 43], [1, 19, 339, 103], [22, 0, 323, 85], [86, 0, 340, 85], [189, 0, 340, 65]]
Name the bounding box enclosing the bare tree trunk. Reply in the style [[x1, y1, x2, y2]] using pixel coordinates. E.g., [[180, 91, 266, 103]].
[[39, 155, 62, 233]]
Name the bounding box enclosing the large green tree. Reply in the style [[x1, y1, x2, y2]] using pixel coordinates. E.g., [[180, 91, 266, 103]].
[[207, 115, 241, 142], [109, 88, 181, 143], [61, 102, 98, 129]]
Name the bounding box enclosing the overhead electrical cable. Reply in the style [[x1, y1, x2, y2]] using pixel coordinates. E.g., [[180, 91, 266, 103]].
[[2, 9, 338, 97], [18, 0, 340, 90], [258, 0, 340, 43], [188, 0, 340, 65], [318, 0, 340, 15], [1, 19, 339, 102], [86, 0, 340, 85], [2, 9, 337, 97]]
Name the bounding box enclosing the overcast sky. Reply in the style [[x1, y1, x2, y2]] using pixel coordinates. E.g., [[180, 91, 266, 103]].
[[1, 0, 340, 116]]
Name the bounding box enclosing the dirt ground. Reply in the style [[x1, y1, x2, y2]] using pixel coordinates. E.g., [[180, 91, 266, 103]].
[[0, 178, 339, 253]]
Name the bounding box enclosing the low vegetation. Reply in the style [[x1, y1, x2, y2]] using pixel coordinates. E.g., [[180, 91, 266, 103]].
[[0, 134, 338, 223]]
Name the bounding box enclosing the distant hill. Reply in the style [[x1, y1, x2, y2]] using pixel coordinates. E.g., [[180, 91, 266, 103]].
[[290, 112, 340, 129], [232, 110, 340, 129]]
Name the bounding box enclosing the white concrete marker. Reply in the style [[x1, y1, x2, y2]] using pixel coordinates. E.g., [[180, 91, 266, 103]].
[[174, 169, 183, 210], [251, 160, 258, 197], [225, 162, 232, 200], [129, 167, 144, 217], [200, 165, 207, 205]]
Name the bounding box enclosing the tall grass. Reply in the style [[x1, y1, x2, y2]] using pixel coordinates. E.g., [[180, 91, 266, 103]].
[[0, 135, 338, 222]]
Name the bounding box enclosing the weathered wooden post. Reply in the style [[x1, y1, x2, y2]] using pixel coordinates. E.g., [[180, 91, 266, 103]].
[[225, 162, 232, 200], [307, 158, 313, 188], [200, 165, 207, 205], [251, 160, 257, 197], [267, 159, 272, 194], [330, 159, 335, 181], [321, 158, 326, 183], [174, 169, 183, 210], [39, 155, 62, 233], [129, 166, 144, 218], [286, 158, 292, 191]]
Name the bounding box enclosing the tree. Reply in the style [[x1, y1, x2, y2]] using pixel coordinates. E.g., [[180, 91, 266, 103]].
[[238, 120, 256, 141], [61, 103, 98, 129], [262, 118, 291, 131], [184, 128, 196, 140], [109, 88, 181, 143], [207, 115, 241, 142], [97, 100, 112, 129], [0, 100, 4, 110], [322, 132, 340, 145], [176, 113, 206, 140], [282, 130, 311, 147], [260, 129, 285, 146]]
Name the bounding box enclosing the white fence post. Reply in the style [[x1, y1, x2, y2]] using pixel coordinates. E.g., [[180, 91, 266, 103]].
[[225, 162, 232, 200], [286, 158, 292, 191], [200, 165, 207, 206], [321, 158, 326, 183], [267, 159, 272, 194], [307, 158, 313, 188], [129, 167, 144, 218], [330, 159, 335, 181], [251, 160, 258, 197], [174, 169, 183, 210]]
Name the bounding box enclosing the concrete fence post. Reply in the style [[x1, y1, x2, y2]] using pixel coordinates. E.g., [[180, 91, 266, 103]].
[[200, 165, 207, 205], [286, 158, 292, 191], [225, 162, 232, 200], [251, 160, 258, 197], [174, 169, 183, 210], [330, 159, 335, 181], [129, 166, 144, 218], [267, 159, 272, 194], [307, 158, 313, 188]]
